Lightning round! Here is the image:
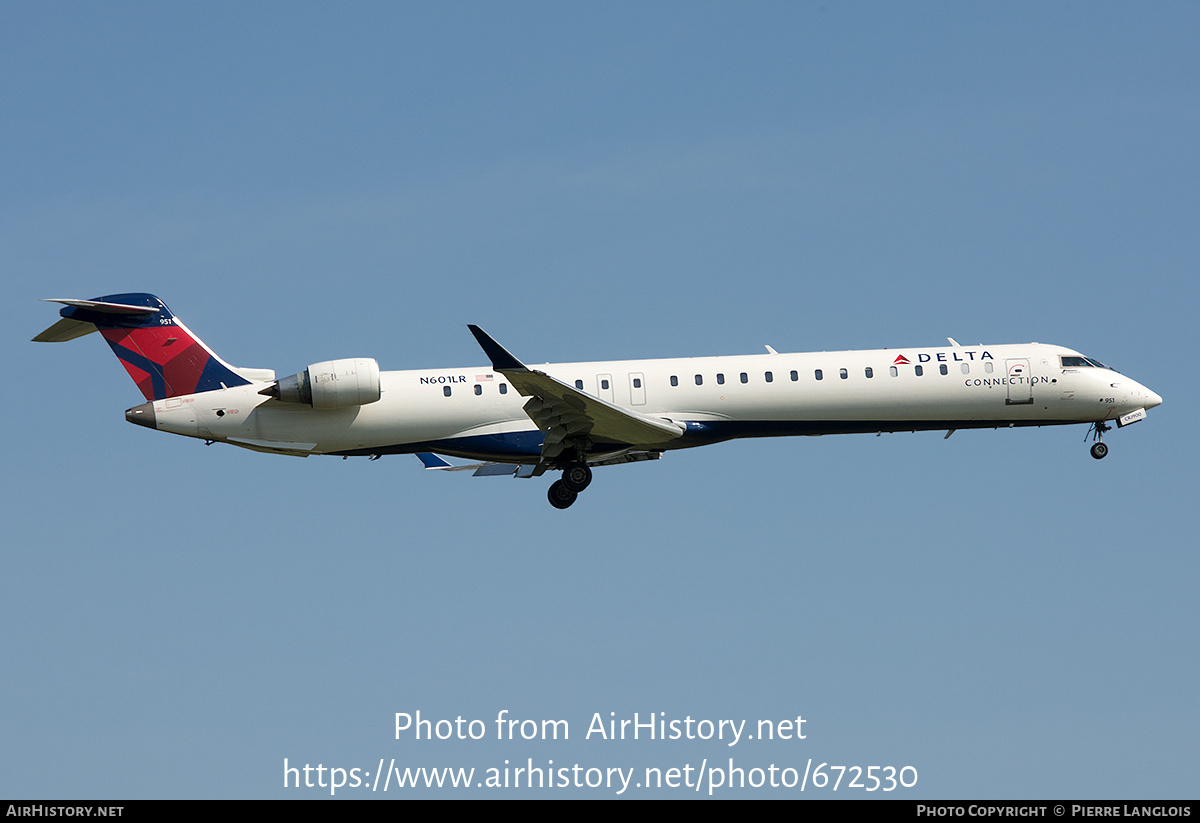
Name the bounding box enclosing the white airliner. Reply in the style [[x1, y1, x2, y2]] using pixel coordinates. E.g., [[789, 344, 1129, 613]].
[[35, 293, 1162, 509]]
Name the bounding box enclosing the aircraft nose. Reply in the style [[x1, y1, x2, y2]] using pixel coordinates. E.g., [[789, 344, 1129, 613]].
[[1145, 389, 1163, 410]]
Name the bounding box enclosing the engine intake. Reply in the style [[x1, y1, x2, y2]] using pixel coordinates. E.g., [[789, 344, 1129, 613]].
[[266, 358, 381, 408]]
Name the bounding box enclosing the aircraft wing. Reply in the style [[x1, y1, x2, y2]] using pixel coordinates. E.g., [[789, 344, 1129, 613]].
[[468, 326, 684, 461]]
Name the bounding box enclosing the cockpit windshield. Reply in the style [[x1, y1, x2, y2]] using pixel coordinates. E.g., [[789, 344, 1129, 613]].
[[1060, 355, 1116, 371]]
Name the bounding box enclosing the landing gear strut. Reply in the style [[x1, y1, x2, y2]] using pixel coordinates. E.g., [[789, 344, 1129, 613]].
[[1087, 421, 1111, 460]]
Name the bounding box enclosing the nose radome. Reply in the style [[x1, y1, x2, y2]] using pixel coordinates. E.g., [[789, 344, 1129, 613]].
[[1145, 389, 1163, 410]]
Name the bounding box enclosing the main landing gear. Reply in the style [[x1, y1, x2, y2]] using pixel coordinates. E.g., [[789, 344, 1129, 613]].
[[547, 461, 593, 509], [1087, 421, 1111, 460]]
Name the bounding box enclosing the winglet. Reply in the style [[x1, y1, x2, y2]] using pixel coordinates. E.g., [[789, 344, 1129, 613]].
[[468, 325, 527, 372]]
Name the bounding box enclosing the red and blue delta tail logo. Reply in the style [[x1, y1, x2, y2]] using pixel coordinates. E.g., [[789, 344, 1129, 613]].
[[55, 293, 251, 401]]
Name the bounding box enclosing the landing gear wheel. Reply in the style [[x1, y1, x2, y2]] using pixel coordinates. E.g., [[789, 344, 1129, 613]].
[[562, 463, 592, 493], [548, 480, 578, 509], [1090, 442, 1109, 460]]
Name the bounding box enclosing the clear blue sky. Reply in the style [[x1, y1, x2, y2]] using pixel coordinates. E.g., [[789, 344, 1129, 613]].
[[3, 2, 1197, 798]]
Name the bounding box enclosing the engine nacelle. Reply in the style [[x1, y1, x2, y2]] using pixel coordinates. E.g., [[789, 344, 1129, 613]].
[[271, 358, 381, 408]]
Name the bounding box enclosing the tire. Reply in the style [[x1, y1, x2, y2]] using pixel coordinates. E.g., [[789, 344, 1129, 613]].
[[548, 480, 577, 509], [562, 463, 592, 493], [1090, 442, 1109, 460]]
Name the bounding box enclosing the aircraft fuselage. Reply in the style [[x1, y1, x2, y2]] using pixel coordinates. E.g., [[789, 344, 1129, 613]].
[[134, 341, 1161, 462]]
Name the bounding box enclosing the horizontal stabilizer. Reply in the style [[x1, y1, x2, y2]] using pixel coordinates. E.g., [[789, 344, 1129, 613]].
[[32, 317, 98, 343], [33, 296, 157, 342], [43, 298, 160, 315]]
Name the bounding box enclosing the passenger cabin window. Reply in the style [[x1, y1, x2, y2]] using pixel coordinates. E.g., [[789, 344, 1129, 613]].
[[765, 371, 773, 383], [601, 379, 610, 390], [939, 364, 948, 375], [575, 379, 584, 390], [960, 364, 969, 375], [633, 378, 642, 389], [839, 368, 848, 380], [740, 372, 748, 384], [865, 367, 873, 378], [499, 384, 508, 394], [984, 362, 994, 374], [815, 369, 823, 381], [790, 370, 798, 382], [915, 365, 924, 376], [443, 386, 452, 397], [474, 384, 482, 395], [670, 375, 678, 387], [890, 366, 898, 377], [717, 373, 725, 385], [695, 374, 703, 386]]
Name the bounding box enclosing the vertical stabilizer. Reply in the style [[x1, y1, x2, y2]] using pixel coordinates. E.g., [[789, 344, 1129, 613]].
[[33, 293, 252, 401]]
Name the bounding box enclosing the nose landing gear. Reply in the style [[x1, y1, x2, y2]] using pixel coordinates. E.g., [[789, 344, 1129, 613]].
[[1087, 421, 1111, 460]]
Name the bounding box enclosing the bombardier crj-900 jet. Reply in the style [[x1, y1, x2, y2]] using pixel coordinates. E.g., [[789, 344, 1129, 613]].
[[35, 294, 1162, 509]]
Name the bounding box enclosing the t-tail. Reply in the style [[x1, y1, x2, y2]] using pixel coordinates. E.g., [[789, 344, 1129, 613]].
[[32, 293, 273, 400]]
